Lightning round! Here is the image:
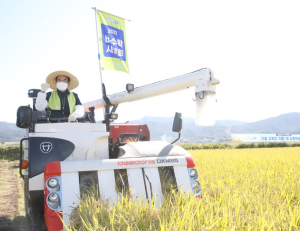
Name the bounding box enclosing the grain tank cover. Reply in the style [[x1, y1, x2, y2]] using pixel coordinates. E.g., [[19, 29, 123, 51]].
[[117, 141, 189, 158]]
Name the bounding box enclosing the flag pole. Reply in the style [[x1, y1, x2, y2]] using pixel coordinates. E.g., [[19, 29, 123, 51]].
[[92, 7, 106, 120]]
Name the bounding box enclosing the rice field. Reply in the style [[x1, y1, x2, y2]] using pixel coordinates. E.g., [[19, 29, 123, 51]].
[[69, 147, 300, 230]]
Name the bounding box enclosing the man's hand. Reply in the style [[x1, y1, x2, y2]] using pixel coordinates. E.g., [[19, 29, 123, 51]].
[[41, 83, 50, 93], [68, 114, 77, 122]]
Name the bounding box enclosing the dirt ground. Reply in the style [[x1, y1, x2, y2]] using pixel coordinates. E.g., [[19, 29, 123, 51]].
[[0, 160, 27, 231]]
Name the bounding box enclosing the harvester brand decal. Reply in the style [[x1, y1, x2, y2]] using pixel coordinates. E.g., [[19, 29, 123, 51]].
[[40, 142, 53, 154], [157, 159, 179, 164], [117, 158, 179, 166], [118, 160, 155, 165]]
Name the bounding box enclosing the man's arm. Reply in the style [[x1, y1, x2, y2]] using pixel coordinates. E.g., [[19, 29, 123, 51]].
[[35, 83, 50, 111], [68, 93, 84, 121], [35, 92, 48, 111]]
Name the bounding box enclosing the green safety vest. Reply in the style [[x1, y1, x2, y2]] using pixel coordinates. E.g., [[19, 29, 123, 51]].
[[48, 89, 76, 114]]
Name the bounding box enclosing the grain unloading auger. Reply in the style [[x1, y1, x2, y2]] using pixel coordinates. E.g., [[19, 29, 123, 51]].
[[84, 68, 220, 127], [16, 68, 220, 231]]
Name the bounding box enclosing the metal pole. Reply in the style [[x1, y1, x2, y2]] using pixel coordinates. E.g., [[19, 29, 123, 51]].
[[92, 7, 106, 120]]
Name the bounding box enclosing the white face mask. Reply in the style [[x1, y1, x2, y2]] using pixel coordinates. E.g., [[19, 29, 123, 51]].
[[57, 82, 68, 91]]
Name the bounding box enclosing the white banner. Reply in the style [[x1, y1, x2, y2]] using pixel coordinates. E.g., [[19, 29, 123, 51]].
[[231, 134, 300, 143]]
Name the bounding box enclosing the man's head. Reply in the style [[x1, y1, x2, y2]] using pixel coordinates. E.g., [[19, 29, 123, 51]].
[[56, 75, 70, 83], [46, 71, 79, 90], [55, 75, 70, 92]]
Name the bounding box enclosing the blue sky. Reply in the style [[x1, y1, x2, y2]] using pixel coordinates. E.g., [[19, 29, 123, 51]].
[[1, 0, 300, 124]]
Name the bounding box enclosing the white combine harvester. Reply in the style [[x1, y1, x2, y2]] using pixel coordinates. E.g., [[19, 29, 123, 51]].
[[16, 68, 219, 230]]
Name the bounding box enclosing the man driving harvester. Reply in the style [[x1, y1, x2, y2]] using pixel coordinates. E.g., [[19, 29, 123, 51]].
[[35, 70, 84, 122]]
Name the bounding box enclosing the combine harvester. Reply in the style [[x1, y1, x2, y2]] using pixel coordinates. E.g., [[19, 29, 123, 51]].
[[16, 68, 219, 230]]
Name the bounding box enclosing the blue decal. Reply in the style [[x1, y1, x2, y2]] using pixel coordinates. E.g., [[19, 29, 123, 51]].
[[101, 24, 126, 61]]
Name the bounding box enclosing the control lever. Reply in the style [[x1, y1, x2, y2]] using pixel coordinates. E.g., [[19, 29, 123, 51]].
[[136, 129, 142, 142], [45, 107, 51, 123]]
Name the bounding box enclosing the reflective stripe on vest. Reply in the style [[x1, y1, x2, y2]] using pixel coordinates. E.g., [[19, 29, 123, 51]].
[[48, 89, 76, 114]]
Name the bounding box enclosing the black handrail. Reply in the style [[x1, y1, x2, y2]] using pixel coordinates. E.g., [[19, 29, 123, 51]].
[[118, 170, 126, 196], [142, 168, 153, 203]]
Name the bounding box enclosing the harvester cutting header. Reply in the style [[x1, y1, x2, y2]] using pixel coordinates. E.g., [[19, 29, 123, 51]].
[[15, 9, 220, 231]]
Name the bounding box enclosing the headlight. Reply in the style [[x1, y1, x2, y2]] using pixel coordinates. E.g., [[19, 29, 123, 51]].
[[47, 178, 59, 189], [47, 193, 60, 209], [192, 181, 202, 196], [189, 169, 198, 180], [49, 193, 59, 201]]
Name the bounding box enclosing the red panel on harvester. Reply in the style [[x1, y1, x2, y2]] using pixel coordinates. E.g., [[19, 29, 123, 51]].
[[110, 124, 150, 146], [44, 162, 63, 231]]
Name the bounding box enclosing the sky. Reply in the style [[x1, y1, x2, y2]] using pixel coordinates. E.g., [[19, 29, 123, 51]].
[[1, 0, 300, 124]]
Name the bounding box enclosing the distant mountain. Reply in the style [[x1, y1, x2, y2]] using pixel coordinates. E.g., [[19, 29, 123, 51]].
[[129, 113, 300, 142], [129, 117, 233, 142], [230, 112, 300, 134], [0, 121, 19, 131], [215, 120, 247, 127], [129, 117, 247, 127], [1, 112, 300, 143], [0, 121, 25, 142]]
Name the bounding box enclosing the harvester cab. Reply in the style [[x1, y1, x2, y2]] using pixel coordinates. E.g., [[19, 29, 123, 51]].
[[16, 68, 219, 230]]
